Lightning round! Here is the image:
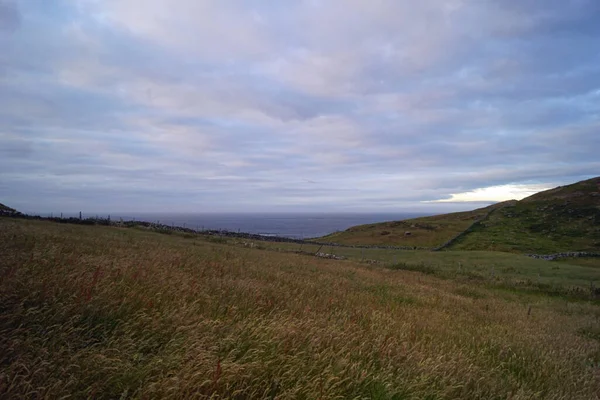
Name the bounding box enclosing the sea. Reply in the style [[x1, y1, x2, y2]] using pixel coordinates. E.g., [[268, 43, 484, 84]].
[[65, 212, 431, 239]]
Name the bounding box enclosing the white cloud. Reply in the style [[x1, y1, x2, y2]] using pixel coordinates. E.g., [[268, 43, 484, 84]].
[[429, 184, 553, 203], [79, 0, 272, 61]]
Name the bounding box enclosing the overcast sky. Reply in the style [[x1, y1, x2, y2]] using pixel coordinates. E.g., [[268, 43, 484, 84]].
[[1, 0, 599, 213]]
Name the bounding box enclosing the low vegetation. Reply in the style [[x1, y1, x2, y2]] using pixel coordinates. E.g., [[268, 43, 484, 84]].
[[2, 218, 600, 399], [451, 178, 600, 253], [242, 240, 600, 300], [319, 177, 600, 254], [318, 203, 506, 248], [0, 202, 19, 215]]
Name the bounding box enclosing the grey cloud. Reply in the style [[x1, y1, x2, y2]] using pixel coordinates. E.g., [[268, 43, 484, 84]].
[[1, 0, 599, 212], [0, 135, 32, 158], [488, 0, 600, 37], [0, 0, 20, 32]]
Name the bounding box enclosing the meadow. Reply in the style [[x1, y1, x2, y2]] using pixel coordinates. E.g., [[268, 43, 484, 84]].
[[316, 203, 509, 248], [1, 218, 600, 399], [451, 199, 600, 253], [230, 240, 600, 297], [320, 177, 600, 254]]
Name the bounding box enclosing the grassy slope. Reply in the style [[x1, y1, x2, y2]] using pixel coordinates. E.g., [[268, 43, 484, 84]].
[[451, 177, 600, 253], [318, 177, 600, 253], [1, 218, 600, 399], [318, 202, 511, 248], [0, 202, 16, 213], [558, 257, 600, 269], [240, 240, 600, 291]]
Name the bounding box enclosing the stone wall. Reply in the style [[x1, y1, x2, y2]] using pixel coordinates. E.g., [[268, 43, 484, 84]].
[[431, 205, 504, 251]]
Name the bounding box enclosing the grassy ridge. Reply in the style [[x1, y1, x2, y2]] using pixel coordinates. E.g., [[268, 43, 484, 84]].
[[1, 218, 600, 399], [0, 202, 17, 213], [317, 177, 600, 253], [319, 203, 506, 248], [451, 178, 600, 253]]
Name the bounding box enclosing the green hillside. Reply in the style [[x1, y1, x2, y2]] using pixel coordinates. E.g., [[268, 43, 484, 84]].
[[0, 202, 20, 216], [319, 201, 515, 248], [452, 177, 600, 253], [0, 202, 16, 212], [318, 177, 600, 253]]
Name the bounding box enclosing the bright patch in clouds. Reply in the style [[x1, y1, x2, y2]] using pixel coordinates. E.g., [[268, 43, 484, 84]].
[[431, 184, 552, 203]]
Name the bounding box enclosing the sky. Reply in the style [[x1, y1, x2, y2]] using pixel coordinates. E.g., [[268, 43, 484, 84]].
[[1, 0, 599, 214]]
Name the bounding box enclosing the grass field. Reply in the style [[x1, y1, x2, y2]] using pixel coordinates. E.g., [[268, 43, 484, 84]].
[[227, 239, 600, 296], [317, 177, 600, 253], [450, 199, 600, 253], [557, 257, 600, 269], [317, 202, 511, 248], [2, 218, 600, 399]]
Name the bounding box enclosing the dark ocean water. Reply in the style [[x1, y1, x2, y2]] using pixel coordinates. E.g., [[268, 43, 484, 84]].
[[78, 212, 431, 239]]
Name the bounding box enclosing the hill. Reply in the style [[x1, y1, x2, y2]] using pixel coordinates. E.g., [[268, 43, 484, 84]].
[[319, 201, 516, 248], [452, 177, 600, 253], [318, 177, 600, 253], [1, 218, 599, 398], [0, 202, 18, 214], [0, 203, 21, 216]]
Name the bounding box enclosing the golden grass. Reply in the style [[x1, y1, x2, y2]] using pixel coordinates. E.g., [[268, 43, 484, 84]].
[[1, 218, 599, 399]]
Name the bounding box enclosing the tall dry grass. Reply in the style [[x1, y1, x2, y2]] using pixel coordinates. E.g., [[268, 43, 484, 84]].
[[1, 218, 599, 399]]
